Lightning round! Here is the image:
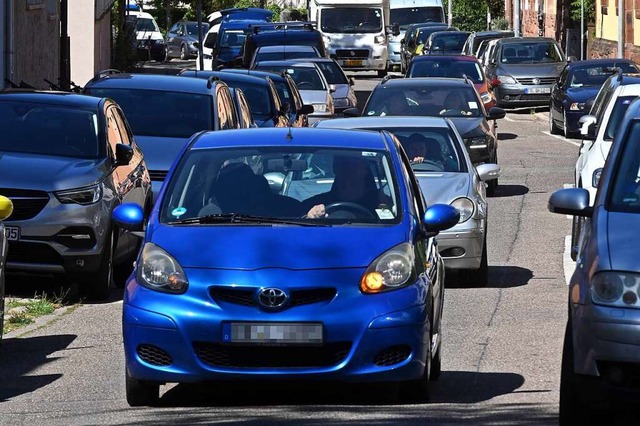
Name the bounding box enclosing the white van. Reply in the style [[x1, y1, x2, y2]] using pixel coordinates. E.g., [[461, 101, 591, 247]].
[[127, 11, 166, 62]]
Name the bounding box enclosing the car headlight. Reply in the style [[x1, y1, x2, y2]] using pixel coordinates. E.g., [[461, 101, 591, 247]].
[[55, 184, 102, 205], [592, 168, 603, 188], [360, 243, 415, 294], [137, 243, 189, 294], [465, 136, 487, 149], [374, 35, 386, 44], [591, 271, 640, 308], [497, 75, 517, 84], [480, 91, 492, 104], [333, 98, 350, 108], [450, 197, 474, 223], [569, 102, 585, 111], [313, 104, 328, 113]]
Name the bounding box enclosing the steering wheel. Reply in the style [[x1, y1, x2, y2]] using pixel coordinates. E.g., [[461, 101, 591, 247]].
[[324, 202, 375, 218], [297, 82, 314, 90]]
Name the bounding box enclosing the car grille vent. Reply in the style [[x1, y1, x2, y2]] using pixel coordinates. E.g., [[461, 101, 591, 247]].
[[148, 170, 168, 181], [335, 49, 369, 59], [137, 344, 173, 366], [373, 345, 412, 366], [516, 77, 556, 85], [6, 242, 63, 265], [0, 188, 49, 221], [210, 287, 336, 308], [193, 341, 352, 368], [210, 287, 255, 306]]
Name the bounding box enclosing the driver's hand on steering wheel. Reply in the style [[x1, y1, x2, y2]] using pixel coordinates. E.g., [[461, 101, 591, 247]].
[[410, 156, 424, 164], [307, 204, 327, 219]]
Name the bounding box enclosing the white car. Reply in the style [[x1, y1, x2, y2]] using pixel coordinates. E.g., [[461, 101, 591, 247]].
[[572, 81, 640, 259], [127, 11, 166, 62]]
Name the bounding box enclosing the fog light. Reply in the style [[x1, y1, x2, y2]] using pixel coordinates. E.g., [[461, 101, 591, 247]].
[[451, 247, 465, 256], [76, 259, 85, 267], [503, 95, 510, 101], [623, 291, 638, 305]]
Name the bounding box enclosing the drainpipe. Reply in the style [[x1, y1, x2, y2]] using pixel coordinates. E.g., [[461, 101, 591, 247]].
[[60, 0, 70, 91], [618, 0, 624, 57], [5, 0, 14, 84]]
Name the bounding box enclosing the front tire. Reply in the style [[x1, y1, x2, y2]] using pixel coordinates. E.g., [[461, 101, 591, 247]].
[[559, 320, 589, 425], [377, 69, 387, 78], [180, 44, 188, 60], [549, 106, 562, 135], [476, 235, 489, 286], [570, 215, 582, 261], [563, 110, 573, 138], [86, 231, 114, 301], [126, 367, 160, 407]]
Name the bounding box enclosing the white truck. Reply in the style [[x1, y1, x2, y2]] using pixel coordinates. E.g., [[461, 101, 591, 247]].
[[308, 0, 396, 77], [387, 0, 445, 72]]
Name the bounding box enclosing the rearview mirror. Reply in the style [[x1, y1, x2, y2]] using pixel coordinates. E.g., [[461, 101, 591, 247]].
[[476, 163, 501, 181], [112, 203, 145, 233], [548, 188, 592, 217], [567, 55, 578, 62], [300, 104, 315, 115], [487, 106, 506, 120], [341, 107, 359, 117], [329, 84, 337, 93]]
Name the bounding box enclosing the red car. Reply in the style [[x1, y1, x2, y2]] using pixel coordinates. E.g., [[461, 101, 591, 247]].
[[405, 54, 496, 110]]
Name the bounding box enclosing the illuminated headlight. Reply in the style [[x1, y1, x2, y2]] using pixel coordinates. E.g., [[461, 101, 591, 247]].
[[360, 243, 415, 294], [374, 35, 386, 44], [450, 197, 474, 223], [592, 168, 603, 188], [333, 98, 350, 108], [480, 91, 492, 104], [569, 102, 585, 111], [497, 75, 517, 84], [137, 243, 189, 294], [465, 136, 487, 149], [55, 184, 102, 205], [313, 104, 328, 113], [591, 272, 640, 308], [203, 54, 213, 60]]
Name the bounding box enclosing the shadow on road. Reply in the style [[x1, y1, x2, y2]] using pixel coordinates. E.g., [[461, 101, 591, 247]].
[[498, 132, 518, 140], [488, 265, 534, 289], [490, 184, 529, 197], [0, 334, 76, 402]]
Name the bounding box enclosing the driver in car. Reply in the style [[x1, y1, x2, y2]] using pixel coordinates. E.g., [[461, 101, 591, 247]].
[[304, 155, 386, 219]]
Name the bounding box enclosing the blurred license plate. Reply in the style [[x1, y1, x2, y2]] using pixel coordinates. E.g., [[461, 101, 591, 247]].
[[4, 226, 19, 241], [343, 59, 362, 67], [223, 322, 323, 345], [525, 87, 550, 94]]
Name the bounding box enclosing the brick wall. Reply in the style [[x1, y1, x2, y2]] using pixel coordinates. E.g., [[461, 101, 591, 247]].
[[590, 37, 640, 62]]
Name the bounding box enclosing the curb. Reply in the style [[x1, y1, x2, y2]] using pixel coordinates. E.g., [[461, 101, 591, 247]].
[[4, 305, 73, 339]]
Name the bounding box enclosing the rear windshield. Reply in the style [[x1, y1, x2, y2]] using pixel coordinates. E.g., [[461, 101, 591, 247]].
[[0, 101, 100, 159], [314, 61, 349, 85], [255, 50, 319, 63], [255, 65, 326, 91], [409, 59, 484, 83], [428, 33, 469, 54]]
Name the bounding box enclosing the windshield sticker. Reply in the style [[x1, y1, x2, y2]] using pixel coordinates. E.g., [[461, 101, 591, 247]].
[[376, 208, 395, 219], [171, 207, 187, 218], [362, 151, 377, 157], [468, 101, 478, 109]]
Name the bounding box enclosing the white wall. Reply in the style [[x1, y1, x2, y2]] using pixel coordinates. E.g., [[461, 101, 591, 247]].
[[69, 0, 96, 87]]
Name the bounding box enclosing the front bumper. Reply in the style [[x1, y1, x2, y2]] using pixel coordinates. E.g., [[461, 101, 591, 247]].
[[436, 223, 485, 270], [493, 84, 552, 108], [123, 267, 432, 384]]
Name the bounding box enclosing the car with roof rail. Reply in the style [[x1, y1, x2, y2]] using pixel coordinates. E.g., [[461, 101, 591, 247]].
[[250, 45, 322, 69], [461, 30, 514, 57], [83, 70, 245, 200], [400, 22, 457, 73]]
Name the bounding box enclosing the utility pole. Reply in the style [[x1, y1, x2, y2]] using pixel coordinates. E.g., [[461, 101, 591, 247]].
[[580, 0, 584, 60], [514, 0, 521, 37], [197, 0, 204, 71], [448, 0, 452, 27], [60, 0, 70, 91], [618, 0, 624, 57]]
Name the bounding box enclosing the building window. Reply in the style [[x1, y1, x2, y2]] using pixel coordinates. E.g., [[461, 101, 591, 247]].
[[635, 0, 640, 19], [26, 0, 45, 10]]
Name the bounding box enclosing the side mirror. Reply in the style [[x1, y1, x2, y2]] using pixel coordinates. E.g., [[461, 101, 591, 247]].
[[579, 115, 597, 137], [341, 107, 359, 117], [349, 77, 355, 86], [400, 39, 406, 44], [204, 38, 217, 49], [300, 104, 315, 115], [548, 188, 592, 217], [423, 204, 460, 236], [487, 106, 506, 120], [475, 163, 501, 181], [556, 81, 564, 90], [114, 143, 134, 167], [0, 195, 13, 221], [568, 55, 578, 62], [329, 84, 337, 93], [112, 203, 145, 233]]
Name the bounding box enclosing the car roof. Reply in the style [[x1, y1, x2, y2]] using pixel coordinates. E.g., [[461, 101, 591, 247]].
[[180, 69, 269, 85], [257, 45, 318, 53], [567, 58, 636, 68], [408, 22, 449, 30], [379, 77, 472, 88], [191, 127, 389, 150], [254, 61, 318, 68], [498, 37, 559, 44], [0, 90, 103, 109], [314, 116, 451, 129], [411, 54, 478, 63], [431, 31, 470, 37], [84, 73, 220, 94], [221, 68, 290, 82]]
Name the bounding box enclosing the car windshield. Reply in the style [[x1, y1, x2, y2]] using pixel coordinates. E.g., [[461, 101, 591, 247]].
[[609, 120, 640, 213], [604, 96, 637, 141], [86, 88, 213, 138], [135, 18, 158, 33], [364, 85, 482, 118], [390, 8, 444, 29], [160, 147, 401, 225], [0, 101, 100, 159], [417, 27, 448, 44], [220, 30, 247, 48], [500, 42, 564, 64], [255, 66, 326, 91], [320, 8, 383, 33], [186, 22, 209, 36], [224, 82, 272, 118], [569, 63, 640, 88], [409, 59, 484, 83], [367, 127, 466, 173], [428, 33, 469, 53], [255, 51, 319, 63], [314, 61, 349, 84]]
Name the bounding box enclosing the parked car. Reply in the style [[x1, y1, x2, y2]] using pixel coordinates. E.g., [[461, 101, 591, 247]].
[[422, 31, 471, 55], [290, 57, 358, 115], [0, 91, 151, 300], [83, 70, 244, 199], [406, 54, 495, 109], [0, 195, 12, 343], [571, 74, 640, 260], [549, 97, 640, 425], [179, 69, 289, 128], [113, 126, 460, 406], [220, 68, 315, 127], [549, 58, 640, 138], [461, 30, 514, 57], [484, 37, 567, 108], [253, 61, 335, 124], [314, 116, 500, 285], [400, 22, 453, 73], [250, 45, 322, 68], [127, 11, 166, 62], [166, 20, 210, 60], [361, 77, 505, 194]]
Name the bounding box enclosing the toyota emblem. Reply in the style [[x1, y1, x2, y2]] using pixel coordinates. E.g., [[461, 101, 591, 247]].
[[533, 77, 541, 85], [258, 288, 288, 308], [350, 50, 356, 57]]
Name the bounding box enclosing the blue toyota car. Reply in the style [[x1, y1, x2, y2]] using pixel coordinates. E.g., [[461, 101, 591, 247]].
[[112, 127, 459, 406]]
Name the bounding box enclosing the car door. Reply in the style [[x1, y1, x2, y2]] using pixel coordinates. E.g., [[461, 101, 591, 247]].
[[166, 23, 180, 57], [551, 65, 569, 123]]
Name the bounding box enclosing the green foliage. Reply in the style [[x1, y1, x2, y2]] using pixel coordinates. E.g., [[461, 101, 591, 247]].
[[112, 0, 139, 71], [570, 0, 595, 23], [491, 16, 510, 30], [444, 0, 490, 32]]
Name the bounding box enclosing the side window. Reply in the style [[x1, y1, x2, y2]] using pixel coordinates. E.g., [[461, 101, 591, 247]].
[[269, 82, 282, 112], [216, 86, 238, 130], [238, 91, 253, 128], [558, 66, 569, 85], [289, 78, 303, 111], [394, 134, 424, 217], [169, 23, 179, 34]]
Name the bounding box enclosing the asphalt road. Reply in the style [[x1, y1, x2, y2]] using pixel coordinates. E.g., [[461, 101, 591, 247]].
[[0, 72, 580, 425]]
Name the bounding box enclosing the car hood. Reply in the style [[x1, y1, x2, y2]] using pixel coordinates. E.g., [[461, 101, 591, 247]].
[[498, 62, 565, 78], [607, 212, 640, 271], [0, 152, 107, 191], [565, 86, 600, 102], [299, 90, 329, 105], [447, 117, 485, 137], [414, 172, 471, 205], [136, 135, 189, 172], [149, 224, 410, 269], [136, 31, 164, 41]]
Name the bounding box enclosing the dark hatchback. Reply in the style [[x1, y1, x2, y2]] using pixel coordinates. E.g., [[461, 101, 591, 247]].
[[549, 58, 640, 138], [400, 22, 456, 73], [423, 31, 471, 55]]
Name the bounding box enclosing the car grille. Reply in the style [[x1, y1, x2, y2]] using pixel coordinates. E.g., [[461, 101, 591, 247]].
[[516, 77, 556, 85], [209, 287, 336, 308], [520, 94, 550, 101], [0, 188, 49, 221], [373, 345, 412, 366], [137, 344, 173, 366], [335, 49, 369, 59], [193, 341, 352, 368], [7, 241, 63, 265], [148, 170, 168, 181]]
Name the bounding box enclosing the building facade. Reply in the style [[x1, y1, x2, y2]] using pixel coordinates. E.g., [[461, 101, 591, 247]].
[[591, 0, 640, 61]]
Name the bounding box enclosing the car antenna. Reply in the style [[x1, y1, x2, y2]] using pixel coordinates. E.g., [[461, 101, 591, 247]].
[[286, 123, 293, 141]]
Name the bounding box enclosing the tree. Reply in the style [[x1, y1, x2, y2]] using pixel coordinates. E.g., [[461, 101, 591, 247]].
[[443, 0, 490, 32], [570, 0, 595, 23]]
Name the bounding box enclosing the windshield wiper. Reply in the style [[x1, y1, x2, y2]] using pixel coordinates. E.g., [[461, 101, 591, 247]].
[[168, 213, 329, 226]]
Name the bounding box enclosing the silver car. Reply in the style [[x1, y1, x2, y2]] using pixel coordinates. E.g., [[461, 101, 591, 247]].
[[253, 61, 335, 124], [0, 195, 12, 342], [314, 116, 500, 285]]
